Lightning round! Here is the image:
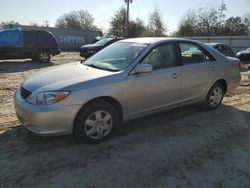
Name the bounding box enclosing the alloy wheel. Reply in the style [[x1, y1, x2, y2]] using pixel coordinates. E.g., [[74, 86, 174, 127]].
[[39, 52, 50, 62], [84, 110, 113, 140], [209, 87, 223, 107]]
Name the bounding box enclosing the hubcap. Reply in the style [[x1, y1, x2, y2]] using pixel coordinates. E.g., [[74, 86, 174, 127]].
[[40, 52, 49, 62], [209, 87, 223, 107], [84, 110, 113, 139]]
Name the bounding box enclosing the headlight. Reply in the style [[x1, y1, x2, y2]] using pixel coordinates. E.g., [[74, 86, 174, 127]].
[[26, 91, 70, 105]]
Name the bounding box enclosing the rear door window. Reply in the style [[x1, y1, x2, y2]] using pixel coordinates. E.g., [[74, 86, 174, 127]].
[[179, 42, 215, 65]]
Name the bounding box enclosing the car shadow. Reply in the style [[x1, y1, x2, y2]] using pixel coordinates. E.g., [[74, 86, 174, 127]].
[[0, 60, 54, 73], [0, 104, 249, 149], [122, 105, 202, 134], [1, 103, 250, 187]]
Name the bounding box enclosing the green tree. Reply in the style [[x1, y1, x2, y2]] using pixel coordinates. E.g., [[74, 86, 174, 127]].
[[0, 21, 20, 29], [243, 13, 250, 35], [175, 3, 239, 36], [109, 7, 127, 37], [55, 9, 98, 31], [147, 6, 166, 36], [109, 7, 147, 37], [222, 16, 250, 35], [128, 18, 147, 37]]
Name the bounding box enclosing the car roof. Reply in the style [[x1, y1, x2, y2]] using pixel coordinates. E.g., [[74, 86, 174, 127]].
[[22, 30, 49, 33], [0, 28, 22, 33], [205, 43, 229, 47], [99, 37, 114, 41], [119, 37, 195, 44]]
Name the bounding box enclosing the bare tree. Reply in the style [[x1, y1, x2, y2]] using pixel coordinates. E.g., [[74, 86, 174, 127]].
[[147, 6, 166, 36], [30, 22, 39, 27], [176, 9, 197, 36]]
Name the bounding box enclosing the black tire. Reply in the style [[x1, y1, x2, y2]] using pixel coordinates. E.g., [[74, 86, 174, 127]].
[[37, 50, 51, 63], [204, 82, 225, 110], [74, 101, 119, 143]]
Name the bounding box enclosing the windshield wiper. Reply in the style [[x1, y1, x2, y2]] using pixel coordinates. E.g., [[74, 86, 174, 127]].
[[84, 63, 118, 72], [85, 64, 99, 69]]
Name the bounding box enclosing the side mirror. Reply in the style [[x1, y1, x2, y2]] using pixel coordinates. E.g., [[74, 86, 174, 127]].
[[132, 64, 153, 74]]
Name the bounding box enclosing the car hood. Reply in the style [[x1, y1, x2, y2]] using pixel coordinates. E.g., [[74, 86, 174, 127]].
[[22, 62, 117, 93]]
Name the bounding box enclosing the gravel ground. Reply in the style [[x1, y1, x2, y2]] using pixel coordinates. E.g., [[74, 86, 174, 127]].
[[0, 53, 249, 188]]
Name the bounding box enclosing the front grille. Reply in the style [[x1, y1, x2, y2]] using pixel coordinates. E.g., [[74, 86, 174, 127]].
[[21, 87, 31, 99]]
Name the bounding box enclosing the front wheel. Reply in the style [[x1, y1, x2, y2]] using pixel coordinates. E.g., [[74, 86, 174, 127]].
[[37, 51, 51, 63], [74, 101, 119, 143], [204, 83, 225, 110]]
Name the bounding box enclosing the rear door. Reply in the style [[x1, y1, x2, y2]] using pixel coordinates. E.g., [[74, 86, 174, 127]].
[[126, 42, 182, 117], [22, 31, 37, 57], [178, 42, 218, 102]]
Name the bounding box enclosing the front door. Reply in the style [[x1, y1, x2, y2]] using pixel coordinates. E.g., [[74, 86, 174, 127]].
[[126, 42, 181, 117]]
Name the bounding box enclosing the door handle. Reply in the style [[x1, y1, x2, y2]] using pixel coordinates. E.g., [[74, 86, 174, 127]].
[[171, 73, 179, 79], [211, 66, 215, 71]]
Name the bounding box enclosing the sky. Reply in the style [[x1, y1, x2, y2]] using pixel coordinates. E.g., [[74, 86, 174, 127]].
[[1, 0, 250, 34]]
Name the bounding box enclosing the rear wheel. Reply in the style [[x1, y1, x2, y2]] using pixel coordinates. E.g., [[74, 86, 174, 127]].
[[204, 82, 225, 110], [37, 51, 51, 63], [74, 101, 119, 143]]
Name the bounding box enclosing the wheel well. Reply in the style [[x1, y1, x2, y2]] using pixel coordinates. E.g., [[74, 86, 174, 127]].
[[74, 96, 123, 125], [216, 79, 227, 93], [36, 49, 51, 55]]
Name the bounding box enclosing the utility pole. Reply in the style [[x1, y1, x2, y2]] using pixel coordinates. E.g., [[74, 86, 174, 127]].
[[45, 20, 49, 27], [124, 0, 132, 38]]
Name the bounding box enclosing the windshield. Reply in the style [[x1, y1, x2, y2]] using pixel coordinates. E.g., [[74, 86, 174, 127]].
[[95, 38, 113, 45], [84, 42, 148, 71]]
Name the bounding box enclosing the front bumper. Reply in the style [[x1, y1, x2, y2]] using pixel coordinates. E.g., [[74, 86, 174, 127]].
[[79, 48, 96, 58], [14, 88, 82, 136]]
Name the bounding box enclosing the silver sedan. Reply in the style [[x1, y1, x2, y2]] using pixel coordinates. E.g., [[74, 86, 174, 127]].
[[14, 38, 241, 142]]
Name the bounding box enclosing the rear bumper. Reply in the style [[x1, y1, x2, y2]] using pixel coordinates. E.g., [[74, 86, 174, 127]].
[[227, 74, 241, 94], [14, 88, 82, 136]]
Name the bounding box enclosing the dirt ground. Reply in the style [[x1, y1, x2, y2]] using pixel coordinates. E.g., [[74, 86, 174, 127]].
[[0, 52, 250, 188]]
